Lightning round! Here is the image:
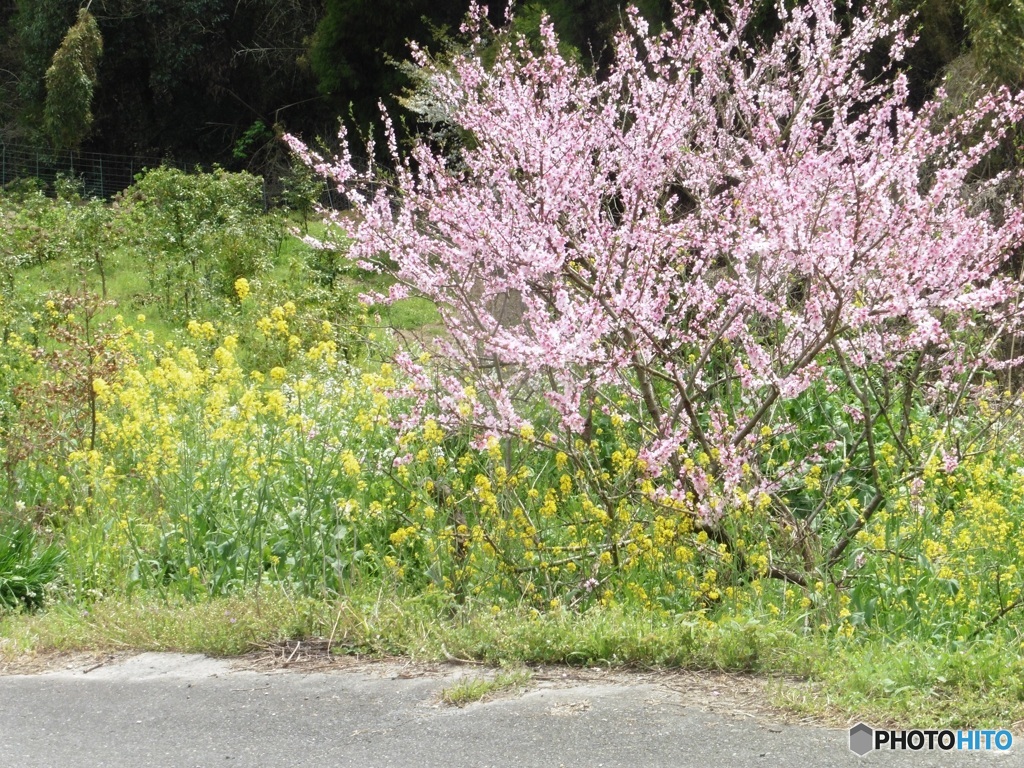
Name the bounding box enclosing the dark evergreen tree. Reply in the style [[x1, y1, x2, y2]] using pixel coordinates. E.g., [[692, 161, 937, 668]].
[[309, 0, 475, 128], [44, 8, 103, 150], [960, 0, 1024, 86]]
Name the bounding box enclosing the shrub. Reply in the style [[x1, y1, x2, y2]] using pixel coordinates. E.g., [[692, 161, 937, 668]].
[[120, 167, 279, 319]]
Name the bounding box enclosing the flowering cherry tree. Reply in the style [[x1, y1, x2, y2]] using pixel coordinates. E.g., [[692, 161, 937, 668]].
[[291, 0, 1024, 585]]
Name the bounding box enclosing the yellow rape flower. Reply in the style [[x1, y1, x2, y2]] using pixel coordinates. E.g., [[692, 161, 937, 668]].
[[341, 450, 361, 478]]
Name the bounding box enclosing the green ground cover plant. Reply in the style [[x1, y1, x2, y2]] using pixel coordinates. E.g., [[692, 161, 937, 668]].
[[441, 667, 533, 706], [0, 518, 64, 610]]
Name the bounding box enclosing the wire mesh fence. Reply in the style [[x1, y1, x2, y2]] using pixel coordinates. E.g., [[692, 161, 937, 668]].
[[0, 141, 351, 213], [0, 142, 188, 199]]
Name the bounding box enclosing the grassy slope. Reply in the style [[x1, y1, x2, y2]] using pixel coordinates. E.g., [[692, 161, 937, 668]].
[[2, 588, 1021, 728]]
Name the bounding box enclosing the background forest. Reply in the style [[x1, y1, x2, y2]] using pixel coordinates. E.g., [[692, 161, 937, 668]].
[[0, 1, 1020, 173]]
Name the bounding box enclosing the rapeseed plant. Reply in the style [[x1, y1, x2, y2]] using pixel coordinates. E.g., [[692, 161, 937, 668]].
[[3, 166, 1024, 668]]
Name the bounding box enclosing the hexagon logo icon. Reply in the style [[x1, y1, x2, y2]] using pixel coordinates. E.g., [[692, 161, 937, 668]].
[[849, 722, 874, 756]]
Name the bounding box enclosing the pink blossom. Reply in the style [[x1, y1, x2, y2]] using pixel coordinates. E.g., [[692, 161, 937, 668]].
[[291, 0, 1024, 520]]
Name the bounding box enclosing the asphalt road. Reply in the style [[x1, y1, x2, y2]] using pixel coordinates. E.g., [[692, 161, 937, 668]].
[[0, 653, 1017, 767]]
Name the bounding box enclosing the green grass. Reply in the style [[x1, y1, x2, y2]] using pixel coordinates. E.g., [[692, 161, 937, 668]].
[[776, 634, 1024, 729], [441, 667, 533, 706], [0, 590, 324, 657], [0, 520, 65, 610], [378, 296, 441, 331], [3, 588, 1021, 728], [15, 245, 186, 345]]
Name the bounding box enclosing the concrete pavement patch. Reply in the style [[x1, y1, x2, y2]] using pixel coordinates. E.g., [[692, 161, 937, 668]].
[[0, 653, 1015, 767]]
